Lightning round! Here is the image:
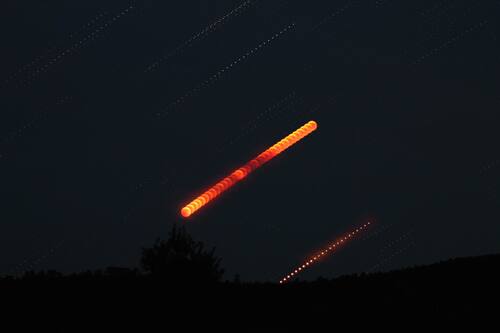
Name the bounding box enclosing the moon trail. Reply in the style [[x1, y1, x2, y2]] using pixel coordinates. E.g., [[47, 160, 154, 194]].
[[279, 220, 372, 284], [180, 120, 318, 218]]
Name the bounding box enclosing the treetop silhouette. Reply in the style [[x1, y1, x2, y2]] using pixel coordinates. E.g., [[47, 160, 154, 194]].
[[141, 225, 224, 283]]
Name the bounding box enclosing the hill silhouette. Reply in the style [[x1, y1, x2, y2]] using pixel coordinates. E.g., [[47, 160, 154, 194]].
[[2, 226, 499, 329]]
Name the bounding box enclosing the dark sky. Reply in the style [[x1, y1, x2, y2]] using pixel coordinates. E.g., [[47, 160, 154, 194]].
[[0, 0, 499, 281]]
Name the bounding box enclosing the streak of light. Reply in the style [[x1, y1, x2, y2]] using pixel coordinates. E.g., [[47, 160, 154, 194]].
[[157, 23, 296, 118], [310, 0, 357, 33], [379, 230, 414, 256], [180, 120, 317, 218], [0, 96, 72, 160], [412, 20, 488, 64], [15, 5, 135, 88], [279, 220, 373, 284], [145, 0, 257, 73], [217, 91, 297, 152], [2, 12, 107, 88], [370, 242, 416, 273]]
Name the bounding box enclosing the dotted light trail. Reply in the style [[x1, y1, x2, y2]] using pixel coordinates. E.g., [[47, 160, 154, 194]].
[[279, 221, 373, 284], [145, 0, 257, 73], [158, 23, 296, 118], [412, 20, 488, 65], [2, 12, 107, 88], [218, 91, 297, 151], [180, 120, 318, 218], [14, 5, 134, 89]]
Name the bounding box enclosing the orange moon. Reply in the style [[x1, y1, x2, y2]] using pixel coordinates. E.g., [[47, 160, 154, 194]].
[[180, 120, 318, 219]]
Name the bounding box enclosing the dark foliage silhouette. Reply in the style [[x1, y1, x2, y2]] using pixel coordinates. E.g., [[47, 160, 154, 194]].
[[1, 251, 499, 328], [141, 224, 224, 283]]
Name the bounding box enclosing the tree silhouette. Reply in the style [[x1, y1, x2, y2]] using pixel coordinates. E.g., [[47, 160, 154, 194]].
[[141, 224, 224, 283]]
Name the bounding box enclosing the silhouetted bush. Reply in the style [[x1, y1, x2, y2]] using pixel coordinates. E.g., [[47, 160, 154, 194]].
[[140, 224, 224, 284]]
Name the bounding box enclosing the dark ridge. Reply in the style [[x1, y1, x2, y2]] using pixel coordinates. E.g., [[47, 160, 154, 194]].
[[3, 253, 499, 328]]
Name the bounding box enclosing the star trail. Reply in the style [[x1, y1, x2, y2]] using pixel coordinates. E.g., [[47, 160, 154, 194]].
[[0, 0, 498, 282]]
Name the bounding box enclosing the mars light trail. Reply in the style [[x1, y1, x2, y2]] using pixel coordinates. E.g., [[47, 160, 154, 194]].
[[279, 220, 373, 284], [180, 120, 318, 218]]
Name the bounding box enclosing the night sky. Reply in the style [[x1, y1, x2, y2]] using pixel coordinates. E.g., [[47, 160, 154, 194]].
[[1, 0, 499, 281]]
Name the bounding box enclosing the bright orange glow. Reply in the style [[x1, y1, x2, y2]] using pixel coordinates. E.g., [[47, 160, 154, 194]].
[[180, 121, 318, 218], [279, 220, 374, 284], [181, 207, 191, 218]]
